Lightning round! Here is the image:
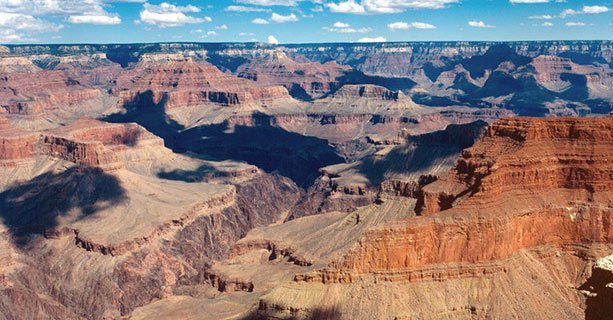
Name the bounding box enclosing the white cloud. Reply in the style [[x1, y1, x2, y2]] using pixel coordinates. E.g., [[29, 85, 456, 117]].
[[0, 12, 62, 31], [561, 5, 609, 17], [323, 21, 370, 33], [326, 0, 366, 13], [270, 12, 299, 23], [0, 0, 108, 16], [239, 32, 255, 36], [582, 5, 609, 14], [326, 0, 458, 14], [312, 6, 324, 12], [409, 22, 436, 29], [0, 11, 63, 42], [252, 18, 269, 24], [139, 2, 207, 27], [237, 0, 303, 6], [333, 21, 350, 28], [533, 21, 553, 27], [224, 5, 271, 12], [357, 36, 386, 42], [216, 24, 228, 30], [388, 21, 436, 30], [268, 34, 279, 44], [565, 22, 586, 26], [528, 15, 553, 19], [68, 14, 121, 25], [387, 21, 408, 30], [206, 31, 217, 36], [0, 0, 124, 28], [468, 20, 495, 28]]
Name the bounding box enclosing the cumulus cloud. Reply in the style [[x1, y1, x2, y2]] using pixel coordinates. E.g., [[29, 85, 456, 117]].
[[528, 15, 553, 19], [224, 6, 271, 12], [0, 11, 65, 41], [565, 22, 586, 26], [333, 21, 350, 28], [252, 18, 269, 24], [216, 24, 228, 30], [323, 21, 370, 33], [268, 34, 279, 44], [270, 12, 299, 23], [326, 0, 458, 14], [326, 0, 366, 13], [357, 36, 386, 42], [252, 12, 299, 24], [237, 0, 308, 6], [581, 5, 609, 14], [533, 21, 553, 27], [68, 15, 121, 25], [139, 2, 208, 27], [468, 20, 495, 28], [0, 0, 125, 42], [561, 5, 609, 17], [387, 21, 436, 30]]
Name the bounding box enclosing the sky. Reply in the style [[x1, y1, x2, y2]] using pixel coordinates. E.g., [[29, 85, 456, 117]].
[[0, 0, 611, 44]]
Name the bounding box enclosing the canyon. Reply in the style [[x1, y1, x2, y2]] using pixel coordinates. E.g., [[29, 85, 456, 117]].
[[0, 41, 611, 319]]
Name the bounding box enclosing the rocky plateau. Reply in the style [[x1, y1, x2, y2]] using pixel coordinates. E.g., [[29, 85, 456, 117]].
[[0, 41, 610, 320]]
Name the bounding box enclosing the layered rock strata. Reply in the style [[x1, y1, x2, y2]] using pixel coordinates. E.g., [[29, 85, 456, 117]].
[[113, 55, 292, 108]]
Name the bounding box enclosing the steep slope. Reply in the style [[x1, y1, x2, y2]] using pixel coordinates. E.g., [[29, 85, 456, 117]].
[[246, 116, 613, 319], [112, 54, 293, 109], [236, 50, 350, 100], [0, 115, 303, 319]]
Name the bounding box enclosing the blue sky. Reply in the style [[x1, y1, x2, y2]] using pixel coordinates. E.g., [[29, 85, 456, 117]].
[[0, 0, 611, 44]]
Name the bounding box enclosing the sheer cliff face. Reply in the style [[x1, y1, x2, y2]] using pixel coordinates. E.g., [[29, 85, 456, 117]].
[[235, 50, 350, 100], [112, 55, 292, 108], [0, 42, 611, 319], [2, 41, 611, 116], [245, 117, 612, 320], [332, 117, 613, 274]]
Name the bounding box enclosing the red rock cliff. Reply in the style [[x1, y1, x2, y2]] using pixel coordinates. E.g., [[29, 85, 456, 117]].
[[113, 56, 291, 108], [315, 117, 613, 280]]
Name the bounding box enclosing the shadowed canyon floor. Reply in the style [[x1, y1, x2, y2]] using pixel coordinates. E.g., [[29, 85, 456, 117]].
[[0, 42, 611, 319]]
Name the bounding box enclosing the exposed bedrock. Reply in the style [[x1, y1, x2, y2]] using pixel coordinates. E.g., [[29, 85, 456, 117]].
[[0, 171, 301, 319], [0, 70, 101, 115], [311, 117, 612, 280], [112, 56, 292, 108], [0, 118, 38, 161]]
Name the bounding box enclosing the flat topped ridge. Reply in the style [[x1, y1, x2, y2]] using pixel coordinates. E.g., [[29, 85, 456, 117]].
[[331, 84, 405, 101], [488, 116, 613, 141], [137, 53, 199, 64], [0, 117, 36, 138], [48, 117, 160, 146], [0, 56, 41, 73], [324, 116, 613, 275]]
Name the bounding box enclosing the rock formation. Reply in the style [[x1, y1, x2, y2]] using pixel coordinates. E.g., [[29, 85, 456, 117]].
[[0, 55, 103, 115], [243, 116, 613, 319], [0, 117, 38, 161], [0, 41, 611, 320], [236, 50, 349, 99], [113, 54, 292, 108]]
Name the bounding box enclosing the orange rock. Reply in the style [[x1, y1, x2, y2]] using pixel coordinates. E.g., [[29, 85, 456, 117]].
[[0, 70, 100, 115], [0, 117, 38, 161], [113, 57, 291, 108], [310, 116, 613, 281]]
